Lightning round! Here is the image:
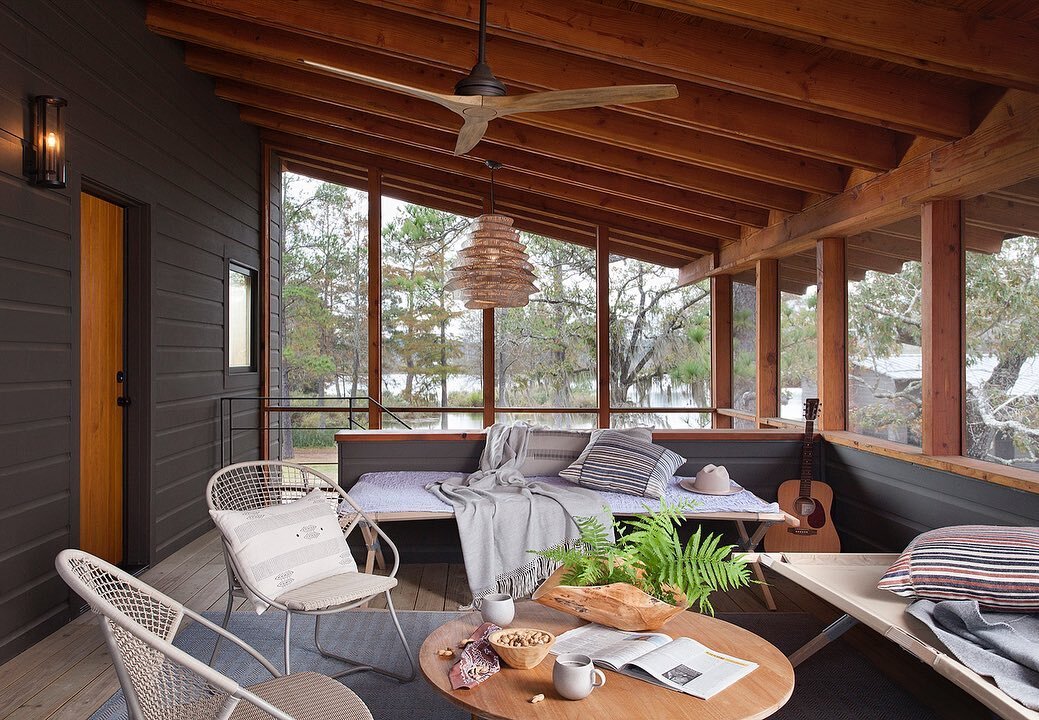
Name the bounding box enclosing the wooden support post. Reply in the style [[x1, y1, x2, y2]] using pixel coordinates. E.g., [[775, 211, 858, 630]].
[[816, 238, 847, 431], [483, 309, 496, 428], [711, 272, 733, 428], [596, 226, 611, 428], [755, 259, 779, 426], [367, 168, 382, 429], [921, 200, 964, 455]]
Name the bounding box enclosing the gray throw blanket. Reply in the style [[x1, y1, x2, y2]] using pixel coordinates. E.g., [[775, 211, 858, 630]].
[[427, 423, 613, 604], [907, 599, 1039, 711]]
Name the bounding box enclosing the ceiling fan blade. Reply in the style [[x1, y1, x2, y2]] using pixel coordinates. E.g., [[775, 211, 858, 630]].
[[300, 59, 477, 116], [490, 84, 679, 116], [454, 117, 490, 156]]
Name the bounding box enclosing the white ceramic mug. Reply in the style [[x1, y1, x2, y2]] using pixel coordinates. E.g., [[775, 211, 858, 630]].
[[553, 653, 607, 700], [480, 593, 515, 626]]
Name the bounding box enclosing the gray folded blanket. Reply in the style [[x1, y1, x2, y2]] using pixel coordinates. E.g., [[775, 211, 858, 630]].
[[907, 599, 1039, 711], [427, 423, 613, 604]]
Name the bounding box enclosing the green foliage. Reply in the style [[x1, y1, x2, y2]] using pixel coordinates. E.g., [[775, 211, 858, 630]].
[[533, 500, 751, 615]]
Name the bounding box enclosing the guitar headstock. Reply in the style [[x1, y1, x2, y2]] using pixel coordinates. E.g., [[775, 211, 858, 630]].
[[803, 398, 820, 422]]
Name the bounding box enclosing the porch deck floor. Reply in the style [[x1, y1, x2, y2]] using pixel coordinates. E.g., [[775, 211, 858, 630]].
[[0, 530, 988, 720]]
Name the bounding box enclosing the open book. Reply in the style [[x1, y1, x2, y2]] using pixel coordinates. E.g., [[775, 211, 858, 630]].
[[550, 623, 758, 700]]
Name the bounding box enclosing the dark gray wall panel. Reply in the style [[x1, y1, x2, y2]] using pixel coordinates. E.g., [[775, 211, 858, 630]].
[[0, 0, 262, 662], [823, 442, 1039, 552]]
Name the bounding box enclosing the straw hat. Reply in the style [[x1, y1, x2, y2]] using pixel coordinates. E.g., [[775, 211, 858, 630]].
[[679, 464, 743, 496]]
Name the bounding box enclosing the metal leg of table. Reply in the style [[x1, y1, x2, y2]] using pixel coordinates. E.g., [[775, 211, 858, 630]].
[[735, 520, 777, 611], [788, 613, 859, 668]]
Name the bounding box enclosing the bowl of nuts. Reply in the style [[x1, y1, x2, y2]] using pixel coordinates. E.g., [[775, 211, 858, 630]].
[[487, 628, 556, 669]]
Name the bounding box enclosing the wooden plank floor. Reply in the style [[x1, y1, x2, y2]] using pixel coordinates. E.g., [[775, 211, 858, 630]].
[[0, 530, 989, 720]]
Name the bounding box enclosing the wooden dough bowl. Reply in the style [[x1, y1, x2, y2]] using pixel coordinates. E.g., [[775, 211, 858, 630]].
[[531, 566, 686, 631]]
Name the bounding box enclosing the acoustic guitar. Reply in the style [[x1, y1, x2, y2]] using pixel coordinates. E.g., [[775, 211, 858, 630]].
[[764, 398, 841, 553]]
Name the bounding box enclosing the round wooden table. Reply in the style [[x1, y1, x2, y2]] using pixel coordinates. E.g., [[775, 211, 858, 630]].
[[420, 601, 794, 720]]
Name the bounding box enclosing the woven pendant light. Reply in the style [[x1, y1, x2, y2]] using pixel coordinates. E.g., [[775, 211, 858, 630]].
[[445, 161, 538, 309]]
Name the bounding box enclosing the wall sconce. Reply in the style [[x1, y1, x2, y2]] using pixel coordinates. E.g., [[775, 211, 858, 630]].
[[29, 96, 67, 188]]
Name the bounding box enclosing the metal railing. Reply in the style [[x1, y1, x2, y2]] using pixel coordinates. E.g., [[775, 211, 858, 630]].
[[219, 396, 411, 466]]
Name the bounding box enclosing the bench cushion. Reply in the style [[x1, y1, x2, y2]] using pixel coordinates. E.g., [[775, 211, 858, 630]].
[[879, 525, 1039, 612]]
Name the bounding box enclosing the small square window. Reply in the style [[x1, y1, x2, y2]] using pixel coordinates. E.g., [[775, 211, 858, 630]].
[[228, 263, 256, 371]]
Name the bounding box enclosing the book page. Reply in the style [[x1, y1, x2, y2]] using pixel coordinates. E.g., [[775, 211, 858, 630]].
[[550, 624, 672, 670], [621, 637, 758, 699]]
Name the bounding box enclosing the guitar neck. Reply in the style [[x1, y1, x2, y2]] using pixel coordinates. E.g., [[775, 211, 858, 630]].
[[798, 419, 815, 497]]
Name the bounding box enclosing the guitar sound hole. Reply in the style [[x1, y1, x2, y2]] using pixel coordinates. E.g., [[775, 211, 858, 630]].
[[794, 497, 816, 516]]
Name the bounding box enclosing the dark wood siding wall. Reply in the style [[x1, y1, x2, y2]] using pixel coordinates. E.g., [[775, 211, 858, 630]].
[[0, 0, 262, 662], [267, 148, 283, 459], [823, 443, 1039, 552]]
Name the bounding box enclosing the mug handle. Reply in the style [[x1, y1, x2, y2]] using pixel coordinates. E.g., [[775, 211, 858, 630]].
[[592, 669, 607, 688]]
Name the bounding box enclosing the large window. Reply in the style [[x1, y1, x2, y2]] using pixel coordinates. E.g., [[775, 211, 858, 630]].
[[380, 196, 482, 429], [847, 219, 922, 446], [779, 256, 817, 420], [731, 277, 756, 426], [609, 256, 711, 428], [279, 173, 370, 471], [964, 182, 1039, 469], [495, 233, 596, 421]]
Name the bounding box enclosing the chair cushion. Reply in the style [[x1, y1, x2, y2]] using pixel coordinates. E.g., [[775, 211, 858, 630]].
[[559, 428, 682, 499], [277, 572, 398, 611], [232, 671, 372, 720], [878, 525, 1039, 612], [210, 488, 358, 614]]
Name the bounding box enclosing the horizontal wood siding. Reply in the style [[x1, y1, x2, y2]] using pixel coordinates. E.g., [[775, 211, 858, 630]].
[[0, 0, 261, 662], [268, 148, 282, 459], [823, 442, 1039, 552]]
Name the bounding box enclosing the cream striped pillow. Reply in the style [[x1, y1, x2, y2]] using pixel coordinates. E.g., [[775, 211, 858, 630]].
[[210, 488, 358, 614]]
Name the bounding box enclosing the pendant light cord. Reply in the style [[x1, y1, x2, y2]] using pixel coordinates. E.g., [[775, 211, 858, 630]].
[[486, 158, 502, 214]]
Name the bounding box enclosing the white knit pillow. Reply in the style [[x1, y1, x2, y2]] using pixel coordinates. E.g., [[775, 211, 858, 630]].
[[210, 488, 358, 614]]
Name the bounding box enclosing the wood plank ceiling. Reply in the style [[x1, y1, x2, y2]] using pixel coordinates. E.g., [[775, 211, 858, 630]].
[[145, 0, 1039, 271]]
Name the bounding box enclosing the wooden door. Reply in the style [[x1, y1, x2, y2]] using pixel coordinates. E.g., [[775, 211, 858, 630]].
[[80, 193, 125, 565]]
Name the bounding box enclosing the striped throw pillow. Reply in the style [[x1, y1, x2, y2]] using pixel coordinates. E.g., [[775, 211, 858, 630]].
[[210, 488, 358, 614], [559, 429, 685, 499], [878, 525, 1039, 612]]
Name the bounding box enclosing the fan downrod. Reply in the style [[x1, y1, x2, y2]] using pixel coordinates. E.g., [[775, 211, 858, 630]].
[[454, 0, 507, 96]]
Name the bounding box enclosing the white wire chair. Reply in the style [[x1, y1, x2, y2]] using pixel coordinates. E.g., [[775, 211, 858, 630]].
[[206, 461, 416, 682], [55, 549, 373, 720]]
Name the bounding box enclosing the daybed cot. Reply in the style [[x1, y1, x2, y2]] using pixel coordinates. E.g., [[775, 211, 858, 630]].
[[762, 552, 1039, 720], [335, 429, 804, 610]]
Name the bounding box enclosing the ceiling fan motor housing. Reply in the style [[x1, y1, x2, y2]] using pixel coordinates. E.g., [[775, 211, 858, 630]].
[[454, 62, 507, 96]]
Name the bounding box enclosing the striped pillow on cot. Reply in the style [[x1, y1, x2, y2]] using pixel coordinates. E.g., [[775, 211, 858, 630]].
[[878, 525, 1039, 612], [559, 429, 686, 499]]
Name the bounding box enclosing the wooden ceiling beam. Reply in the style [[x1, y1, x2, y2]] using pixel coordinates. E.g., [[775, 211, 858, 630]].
[[215, 79, 795, 218], [335, 0, 969, 138], [240, 109, 772, 236], [283, 158, 692, 266], [266, 130, 720, 254], [679, 90, 1039, 284], [632, 0, 1039, 91], [192, 48, 842, 194], [147, 1, 902, 170]]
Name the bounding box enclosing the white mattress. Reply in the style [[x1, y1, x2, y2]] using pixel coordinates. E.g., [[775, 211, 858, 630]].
[[346, 471, 782, 516]]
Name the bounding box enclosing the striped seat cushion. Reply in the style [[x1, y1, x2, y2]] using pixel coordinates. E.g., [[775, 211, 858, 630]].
[[878, 525, 1039, 612], [210, 488, 359, 614], [559, 429, 685, 499]]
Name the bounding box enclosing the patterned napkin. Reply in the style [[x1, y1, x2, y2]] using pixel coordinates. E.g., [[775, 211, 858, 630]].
[[449, 621, 502, 690]]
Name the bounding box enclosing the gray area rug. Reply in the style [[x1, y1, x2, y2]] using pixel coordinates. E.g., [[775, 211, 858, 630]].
[[89, 610, 939, 720]]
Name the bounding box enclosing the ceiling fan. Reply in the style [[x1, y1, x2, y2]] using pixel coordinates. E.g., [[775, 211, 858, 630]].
[[300, 0, 678, 156]]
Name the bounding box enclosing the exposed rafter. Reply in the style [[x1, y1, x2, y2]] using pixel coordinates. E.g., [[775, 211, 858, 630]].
[[631, 0, 1039, 91]]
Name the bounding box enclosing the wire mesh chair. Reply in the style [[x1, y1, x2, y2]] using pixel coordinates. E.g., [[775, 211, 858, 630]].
[[55, 549, 373, 720], [206, 461, 416, 682]]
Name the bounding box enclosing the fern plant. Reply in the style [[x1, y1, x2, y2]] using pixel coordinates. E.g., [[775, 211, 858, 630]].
[[533, 500, 752, 615]]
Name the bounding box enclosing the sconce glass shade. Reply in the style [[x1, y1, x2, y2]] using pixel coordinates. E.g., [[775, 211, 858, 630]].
[[33, 96, 67, 188], [446, 214, 538, 309]]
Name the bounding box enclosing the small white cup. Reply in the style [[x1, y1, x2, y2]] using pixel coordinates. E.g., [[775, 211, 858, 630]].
[[553, 653, 607, 700], [480, 593, 515, 626]]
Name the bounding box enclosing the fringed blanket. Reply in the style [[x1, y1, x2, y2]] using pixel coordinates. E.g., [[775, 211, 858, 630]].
[[427, 423, 613, 604]]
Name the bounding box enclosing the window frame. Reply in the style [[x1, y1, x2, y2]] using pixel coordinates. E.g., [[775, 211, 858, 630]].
[[226, 259, 259, 376]]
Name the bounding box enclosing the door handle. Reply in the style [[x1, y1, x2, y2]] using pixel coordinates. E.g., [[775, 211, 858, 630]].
[[117, 396, 132, 407]]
